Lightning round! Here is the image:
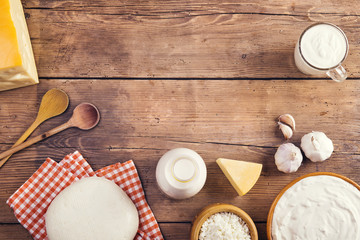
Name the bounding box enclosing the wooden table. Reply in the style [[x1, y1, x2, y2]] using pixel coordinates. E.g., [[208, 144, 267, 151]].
[[1, 0, 360, 239]]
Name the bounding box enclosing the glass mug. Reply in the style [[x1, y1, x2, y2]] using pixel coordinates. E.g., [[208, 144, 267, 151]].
[[294, 22, 349, 82]]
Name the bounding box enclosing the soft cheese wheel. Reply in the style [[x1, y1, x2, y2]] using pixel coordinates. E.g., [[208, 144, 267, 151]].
[[45, 177, 139, 240], [0, 0, 38, 91]]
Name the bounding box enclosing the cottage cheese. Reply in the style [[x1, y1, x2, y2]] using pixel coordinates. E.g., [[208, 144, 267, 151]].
[[199, 212, 251, 240]]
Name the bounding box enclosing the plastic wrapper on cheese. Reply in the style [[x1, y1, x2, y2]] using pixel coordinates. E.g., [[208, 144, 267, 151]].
[[0, 0, 38, 92]]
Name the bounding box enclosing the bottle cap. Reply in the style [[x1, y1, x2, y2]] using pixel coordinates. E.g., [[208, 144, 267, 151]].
[[173, 158, 195, 182]]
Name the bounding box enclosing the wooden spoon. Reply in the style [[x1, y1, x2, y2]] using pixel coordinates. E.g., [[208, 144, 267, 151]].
[[0, 103, 100, 161], [0, 89, 69, 168]]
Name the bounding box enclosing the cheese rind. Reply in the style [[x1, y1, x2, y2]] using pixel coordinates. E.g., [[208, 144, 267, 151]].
[[0, 0, 38, 91], [216, 158, 262, 196]]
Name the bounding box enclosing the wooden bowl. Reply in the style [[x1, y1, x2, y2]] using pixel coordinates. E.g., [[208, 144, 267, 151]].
[[267, 172, 360, 240], [190, 203, 258, 240]]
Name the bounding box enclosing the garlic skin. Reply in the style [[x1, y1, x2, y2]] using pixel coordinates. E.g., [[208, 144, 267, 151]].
[[278, 114, 296, 131], [278, 122, 293, 140], [301, 131, 334, 162], [277, 114, 295, 140], [275, 143, 303, 173]]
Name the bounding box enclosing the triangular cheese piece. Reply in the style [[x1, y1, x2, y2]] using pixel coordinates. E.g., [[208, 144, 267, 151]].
[[216, 158, 262, 196]]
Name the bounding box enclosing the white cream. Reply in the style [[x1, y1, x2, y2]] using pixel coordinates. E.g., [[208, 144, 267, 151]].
[[301, 24, 347, 69], [294, 24, 348, 76], [272, 175, 360, 240]]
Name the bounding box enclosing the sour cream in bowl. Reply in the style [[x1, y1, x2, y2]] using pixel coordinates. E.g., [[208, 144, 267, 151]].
[[267, 172, 360, 240]]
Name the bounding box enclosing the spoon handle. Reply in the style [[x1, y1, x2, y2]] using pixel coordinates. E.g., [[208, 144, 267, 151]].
[[0, 122, 73, 161], [0, 119, 43, 168]]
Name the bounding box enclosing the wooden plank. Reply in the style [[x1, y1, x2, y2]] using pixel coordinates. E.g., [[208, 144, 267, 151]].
[[23, 0, 360, 16], [160, 223, 192, 240], [1, 80, 359, 147], [0, 222, 268, 240], [22, 8, 360, 78], [0, 80, 359, 225], [0, 224, 32, 240]]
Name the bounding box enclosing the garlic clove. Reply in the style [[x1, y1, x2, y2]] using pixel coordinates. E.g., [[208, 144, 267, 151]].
[[278, 114, 296, 131], [278, 122, 293, 140], [301, 131, 334, 162], [275, 143, 303, 173]]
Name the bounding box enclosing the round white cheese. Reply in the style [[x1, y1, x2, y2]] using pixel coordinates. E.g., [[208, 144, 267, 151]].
[[45, 177, 139, 240]]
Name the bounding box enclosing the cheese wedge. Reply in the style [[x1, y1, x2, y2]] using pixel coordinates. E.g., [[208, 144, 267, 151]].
[[0, 0, 38, 91], [216, 158, 262, 196]]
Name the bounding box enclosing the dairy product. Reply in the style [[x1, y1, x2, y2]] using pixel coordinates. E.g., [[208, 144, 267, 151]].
[[45, 177, 139, 240], [294, 23, 348, 76], [216, 158, 262, 196], [272, 175, 360, 240], [0, 0, 38, 91], [199, 212, 251, 240], [156, 148, 207, 199], [302, 24, 347, 68]]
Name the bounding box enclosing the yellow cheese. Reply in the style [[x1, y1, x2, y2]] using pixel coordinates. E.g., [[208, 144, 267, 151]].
[[216, 158, 262, 196], [0, 0, 38, 91]]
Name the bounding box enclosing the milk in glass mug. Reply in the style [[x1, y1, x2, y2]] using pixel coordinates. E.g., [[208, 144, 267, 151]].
[[294, 23, 349, 82]]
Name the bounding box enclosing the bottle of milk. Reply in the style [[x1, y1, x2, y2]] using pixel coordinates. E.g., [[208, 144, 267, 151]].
[[294, 23, 348, 82], [156, 148, 207, 199]]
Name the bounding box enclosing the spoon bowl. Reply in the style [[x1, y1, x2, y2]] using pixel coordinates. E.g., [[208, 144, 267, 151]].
[[70, 103, 100, 130], [37, 89, 69, 121]]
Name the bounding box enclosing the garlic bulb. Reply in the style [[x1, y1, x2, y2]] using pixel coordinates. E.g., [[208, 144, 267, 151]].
[[275, 143, 303, 173], [301, 131, 333, 162]]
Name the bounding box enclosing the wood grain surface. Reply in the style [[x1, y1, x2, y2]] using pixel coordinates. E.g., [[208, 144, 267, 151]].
[[1, 0, 360, 239], [21, 0, 360, 78], [0, 223, 267, 239], [1, 80, 360, 239]]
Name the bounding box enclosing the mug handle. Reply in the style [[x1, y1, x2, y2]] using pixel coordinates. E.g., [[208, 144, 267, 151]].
[[326, 65, 347, 82]]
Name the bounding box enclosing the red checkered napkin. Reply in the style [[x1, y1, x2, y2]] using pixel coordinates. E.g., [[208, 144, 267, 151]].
[[7, 151, 163, 240]]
